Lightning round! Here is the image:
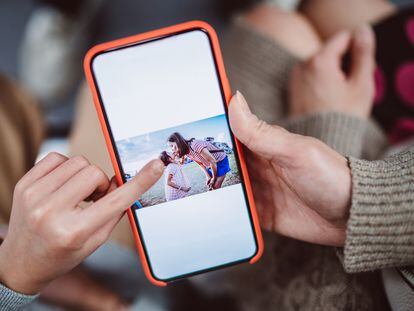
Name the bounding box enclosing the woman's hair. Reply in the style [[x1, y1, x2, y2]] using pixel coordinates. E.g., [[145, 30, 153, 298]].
[[159, 151, 172, 167], [167, 132, 193, 157]]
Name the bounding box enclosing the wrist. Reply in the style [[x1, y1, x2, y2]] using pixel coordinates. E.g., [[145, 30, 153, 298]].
[[0, 240, 43, 295], [335, 156, 352, 231]]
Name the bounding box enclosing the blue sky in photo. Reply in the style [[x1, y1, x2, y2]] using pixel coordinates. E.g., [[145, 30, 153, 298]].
[[116, 114, 232, 174]]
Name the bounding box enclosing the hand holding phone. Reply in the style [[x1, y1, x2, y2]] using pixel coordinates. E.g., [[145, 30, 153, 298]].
[[229, 92, 352, 247]]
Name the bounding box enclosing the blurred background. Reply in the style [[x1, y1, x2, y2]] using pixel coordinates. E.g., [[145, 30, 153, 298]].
[[0, 0, 412, 156], [1, 0, 414, 310], [0, 0, 262, 139]]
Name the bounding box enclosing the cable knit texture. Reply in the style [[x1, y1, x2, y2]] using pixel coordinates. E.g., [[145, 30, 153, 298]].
[[283, 112, 367, 157], [0, 282, 37, 310], [283, 112, 389, 158], [345, 149, 414, 272]]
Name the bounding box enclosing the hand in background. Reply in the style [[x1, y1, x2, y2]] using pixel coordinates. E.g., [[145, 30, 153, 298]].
[[230, 92, 351, 246], [0, 153, 163, 295], [289, 25, 376, 118], [41, 267, 128, 311]]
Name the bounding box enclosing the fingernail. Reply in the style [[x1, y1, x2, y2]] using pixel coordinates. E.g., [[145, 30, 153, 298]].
[[235, 90, 250, 114]]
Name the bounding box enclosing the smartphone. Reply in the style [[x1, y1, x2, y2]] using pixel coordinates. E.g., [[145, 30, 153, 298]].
[[84, 21, 263, 286]]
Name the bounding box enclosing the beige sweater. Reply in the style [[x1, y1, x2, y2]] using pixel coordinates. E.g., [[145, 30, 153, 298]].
[[216, 18, 413, 310], [285, 112, 414, 273], [346, 151, 414, 272]]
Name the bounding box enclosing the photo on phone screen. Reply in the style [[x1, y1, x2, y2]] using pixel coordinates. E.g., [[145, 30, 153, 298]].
[[90, 27, 258, 281], [117, 114, 241, 206]]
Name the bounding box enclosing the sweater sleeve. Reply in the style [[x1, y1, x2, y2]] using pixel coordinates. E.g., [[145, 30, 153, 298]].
[[343, 149, 414, 272], [221, 17, 298, 125], [0, 282, 37, 310], [282, 112, 389, 158], [283, 112, 366, 157]]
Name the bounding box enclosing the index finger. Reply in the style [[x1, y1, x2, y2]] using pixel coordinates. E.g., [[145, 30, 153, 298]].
[[17, 152, 68, 189], [318, 31, 351, 66], [79, 159, 164, 234], [349, 25, 375, 84]]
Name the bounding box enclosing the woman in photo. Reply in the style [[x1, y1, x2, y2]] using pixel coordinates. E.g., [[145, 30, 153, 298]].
[[159, 151, 191, 201], [167, 132, 230, 190]]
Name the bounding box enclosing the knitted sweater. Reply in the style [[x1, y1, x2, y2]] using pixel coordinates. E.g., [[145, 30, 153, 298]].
[[224, 17, 414, 274], [0, 283, 37, 310], [346, 150, 414, 272], [285, 113, 414, 272], [220, 19, 412, 310]]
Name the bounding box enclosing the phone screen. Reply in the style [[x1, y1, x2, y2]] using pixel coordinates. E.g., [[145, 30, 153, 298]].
[[91, 28, 258, 281]]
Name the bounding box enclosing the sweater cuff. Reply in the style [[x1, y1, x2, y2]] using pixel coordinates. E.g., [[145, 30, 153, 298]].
[[0, 282, 37, 310], [282, 112, 367, 157], [361, 118, 389, 160], [344, 150, 414, 273]]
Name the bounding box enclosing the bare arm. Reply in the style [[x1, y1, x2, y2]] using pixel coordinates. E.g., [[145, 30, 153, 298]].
[[200, 149, 218, 182], [167, 173, 190, 192], [194, 159, 211, 179], [167, 174, 181, 190]]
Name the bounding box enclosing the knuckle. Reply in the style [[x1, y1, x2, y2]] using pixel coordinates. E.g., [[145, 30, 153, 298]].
[[88, 165, 107, 181], [14, 179, 25, 196], [71, 155, 90, 168], [54, 226, 84, 250], [303, 137, 325, 161], [307, 55, 324, 71], [27, 207, 46, 228], [254, 119, 269, 135], [46, 152, 67, 163], [21, 186, 37, 205], [246, 119, 269, 149]]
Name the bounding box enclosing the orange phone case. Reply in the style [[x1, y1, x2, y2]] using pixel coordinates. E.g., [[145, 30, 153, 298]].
[[84, 20, 263, 286]]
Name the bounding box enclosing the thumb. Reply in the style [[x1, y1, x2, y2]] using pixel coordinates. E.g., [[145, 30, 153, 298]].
[[229, 91, 291, 161], [349, 25, 376, 84]]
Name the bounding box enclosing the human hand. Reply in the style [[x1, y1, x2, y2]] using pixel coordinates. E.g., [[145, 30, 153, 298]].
[[41, 267, 128, 311], [0, 153, 163, 295], [230, 92, 352, 246], [183, 186, 191, 193], [289, 25, 376, 119], [207, 177, 216, 190]]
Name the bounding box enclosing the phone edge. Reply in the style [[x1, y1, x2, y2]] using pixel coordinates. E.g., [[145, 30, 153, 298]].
[[83, 20, 264, 287]]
